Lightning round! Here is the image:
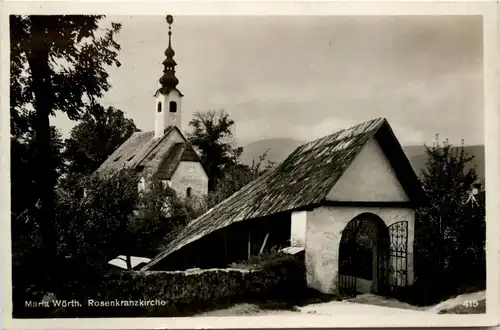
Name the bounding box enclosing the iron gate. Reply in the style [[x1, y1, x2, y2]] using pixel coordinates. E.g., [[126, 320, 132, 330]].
[[378, 221, 408, 296], [338, 218, 373, 298], [338, 218, 358, 298]]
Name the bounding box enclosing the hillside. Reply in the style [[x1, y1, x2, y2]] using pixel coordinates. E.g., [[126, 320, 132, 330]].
[[241, 138, 485, 183]]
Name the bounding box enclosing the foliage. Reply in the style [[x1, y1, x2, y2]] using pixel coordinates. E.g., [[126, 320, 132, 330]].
[[414, 135, 485, 304], [207, 150, 276, 208], [63, 105, 139, 181], [130, 180, 201, 256], [11, 126, 65, 280], [55, 168, 139, 268], [11, 126, 65, 218], [10, 15, 122, 264], [187, 110, 244, 191]]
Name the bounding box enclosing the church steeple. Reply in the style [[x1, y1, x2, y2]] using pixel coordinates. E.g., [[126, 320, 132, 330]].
[[159, 14, 179, 92], [154, 15, 184, 138]]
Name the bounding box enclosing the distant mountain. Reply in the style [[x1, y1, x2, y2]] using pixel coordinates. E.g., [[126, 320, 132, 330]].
[[241, 138, 485, 183]]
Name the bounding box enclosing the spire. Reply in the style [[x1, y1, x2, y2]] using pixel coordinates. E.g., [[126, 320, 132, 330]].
[[159, 15, 179, 93]]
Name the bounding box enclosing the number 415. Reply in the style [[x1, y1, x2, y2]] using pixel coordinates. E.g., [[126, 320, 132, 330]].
[[463, 300, 479, 308]]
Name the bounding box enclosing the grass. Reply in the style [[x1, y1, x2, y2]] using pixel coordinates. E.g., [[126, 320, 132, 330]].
[[438, 299, 486, 314]]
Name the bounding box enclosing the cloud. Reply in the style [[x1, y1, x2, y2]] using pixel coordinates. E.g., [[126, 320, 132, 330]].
[[389, 122, 428, 146]]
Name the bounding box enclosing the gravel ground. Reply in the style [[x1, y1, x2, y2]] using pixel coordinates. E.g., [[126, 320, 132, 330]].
[[195, 290, 487, 317]]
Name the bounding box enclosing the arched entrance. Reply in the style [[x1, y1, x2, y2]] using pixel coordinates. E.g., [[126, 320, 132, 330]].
[[338, 213, 390, 297]]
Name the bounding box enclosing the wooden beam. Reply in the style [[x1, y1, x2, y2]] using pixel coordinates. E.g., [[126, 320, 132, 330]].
[[259, 233, 270, 255], [321, 200, 414, 208]]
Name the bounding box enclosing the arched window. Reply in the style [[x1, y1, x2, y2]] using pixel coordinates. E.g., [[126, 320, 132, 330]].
[[186, 187, 192, 198], [157, 102, 162, 113], [169, 101, 177, 113]]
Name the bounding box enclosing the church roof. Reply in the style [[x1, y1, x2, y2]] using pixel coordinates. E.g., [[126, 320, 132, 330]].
[[142, 117, 428, 270], [94, 125, 201, 180], [153, 142, 201, 180]]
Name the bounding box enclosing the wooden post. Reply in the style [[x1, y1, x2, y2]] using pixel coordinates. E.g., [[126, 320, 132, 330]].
[[259, 233, 270, 255], [247, 230, 251, 260], [126, 255, 132, 270], [223, 229, 228, 265]]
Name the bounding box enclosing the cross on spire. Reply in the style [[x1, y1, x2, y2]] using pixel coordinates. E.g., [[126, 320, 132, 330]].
[[159, 15, 179, 93]]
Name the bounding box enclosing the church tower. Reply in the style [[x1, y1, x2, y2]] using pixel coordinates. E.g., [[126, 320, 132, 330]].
[[154, 15, 184, 138]]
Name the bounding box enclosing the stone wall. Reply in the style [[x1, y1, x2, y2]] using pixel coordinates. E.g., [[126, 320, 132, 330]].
[[15, 253, 306, 318]]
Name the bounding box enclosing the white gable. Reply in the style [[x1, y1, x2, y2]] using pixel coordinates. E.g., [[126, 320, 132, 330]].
[[326, 138, 409, 202], [171, 161, 208, 198]]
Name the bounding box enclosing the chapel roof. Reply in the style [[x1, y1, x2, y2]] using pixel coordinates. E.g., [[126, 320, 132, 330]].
[[94, 125, 202, 180], [142, 117, 428, 271]]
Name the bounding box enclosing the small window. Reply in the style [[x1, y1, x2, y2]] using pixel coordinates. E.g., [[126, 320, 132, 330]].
[[169, 101, 177, 113], [127, 155, 135, 162], [157, 102, 162, 113], [186, 187, 192, 198]]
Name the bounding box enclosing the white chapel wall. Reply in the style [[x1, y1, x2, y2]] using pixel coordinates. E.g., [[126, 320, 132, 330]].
[[305, 206, 415, 294], [291, 211, 307, 247], [326, 138, 409, 202]]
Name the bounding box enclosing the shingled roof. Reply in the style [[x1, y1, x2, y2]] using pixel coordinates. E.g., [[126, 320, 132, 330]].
[[142, 117, 428, 270], [94, 126, 202, 179]]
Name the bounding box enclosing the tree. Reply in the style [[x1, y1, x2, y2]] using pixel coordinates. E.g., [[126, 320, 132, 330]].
[[11, 126, 65, 219], [187, 110, 244, 191], [63, 105, 139, 183], [10, 15, 122, 263], [130, 181, 196, 256], [414, 135, 484, 302], [208, 150, 276, 207], [55, 168, 138, 270]]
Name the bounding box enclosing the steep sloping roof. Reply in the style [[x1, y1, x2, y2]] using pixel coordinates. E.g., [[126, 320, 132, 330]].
[[94, 126, 202, 179], [142, 117, 427, 270], [153, 143, 202, 180]]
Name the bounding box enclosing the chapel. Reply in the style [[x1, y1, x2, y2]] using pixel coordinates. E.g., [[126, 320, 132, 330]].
[[142, 117, 429, 298], [95, 15, 208, 199]]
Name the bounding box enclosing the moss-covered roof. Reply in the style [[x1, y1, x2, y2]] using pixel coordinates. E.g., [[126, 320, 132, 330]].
[[94, 126, 202, 180], [142, 117, 428, 270]]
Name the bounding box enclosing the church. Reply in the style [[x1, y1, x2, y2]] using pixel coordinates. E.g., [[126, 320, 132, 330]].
[[95, 15, 208, 200]]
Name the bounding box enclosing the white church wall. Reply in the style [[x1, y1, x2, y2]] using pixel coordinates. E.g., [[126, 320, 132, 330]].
[[170, 161, 208, 199], [305, 206, 415, 295], [326, 138, 409, 202]]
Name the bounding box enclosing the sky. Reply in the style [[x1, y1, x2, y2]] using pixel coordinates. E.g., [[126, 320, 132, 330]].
[[53, 15, 484, 147]]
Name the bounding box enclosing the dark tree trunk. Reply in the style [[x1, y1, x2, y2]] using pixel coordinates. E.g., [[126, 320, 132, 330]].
[[26, 17, 58, 273]]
